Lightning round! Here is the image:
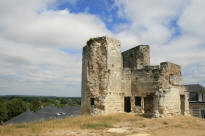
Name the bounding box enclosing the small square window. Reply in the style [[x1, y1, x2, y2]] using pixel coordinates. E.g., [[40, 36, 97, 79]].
[[135, 97, 141, 106], [90, 98, 94, 106]]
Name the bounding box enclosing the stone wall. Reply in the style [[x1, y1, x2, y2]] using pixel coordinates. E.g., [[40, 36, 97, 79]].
[[121, 62, 189, 117], [122, 45, 150, 69], [81, 36, 123, 115], [81, 36, 189, 117], [156, 62, 190, 117]]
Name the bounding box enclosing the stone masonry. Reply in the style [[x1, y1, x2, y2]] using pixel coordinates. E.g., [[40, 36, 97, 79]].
[[81, 36, 190, 117]]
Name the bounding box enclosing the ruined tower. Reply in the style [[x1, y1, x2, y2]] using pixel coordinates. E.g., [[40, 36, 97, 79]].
[[81, 36, 124, 114], [81, 36, 190, 117]]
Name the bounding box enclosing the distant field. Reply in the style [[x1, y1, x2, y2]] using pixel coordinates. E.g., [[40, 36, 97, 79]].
[[0, 113, 205, 136]]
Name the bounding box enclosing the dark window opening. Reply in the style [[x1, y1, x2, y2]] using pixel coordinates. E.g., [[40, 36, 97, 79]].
[[124, 97, 131, 112], [180, 95, 185, 115], [135, 97, 141, 106], [144, 95, 153, 114], [90, 98, 94, 106]]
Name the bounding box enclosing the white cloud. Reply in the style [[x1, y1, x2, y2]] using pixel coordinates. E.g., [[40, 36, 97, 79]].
[[0, 0, 205, 96], [0, 37, 82, 96], [0, 6, 110, 49], [178, 0, 205, 39], [114, 0, 188, 46], [0, 0, 111, 96], [114, 0, 205, 85]]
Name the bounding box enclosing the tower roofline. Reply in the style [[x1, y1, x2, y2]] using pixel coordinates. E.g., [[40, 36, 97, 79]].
[[84, 36, 120, 48], [122, 45, 149, 53]]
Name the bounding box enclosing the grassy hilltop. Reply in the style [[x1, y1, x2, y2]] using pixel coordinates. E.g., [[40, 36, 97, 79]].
[[0, 113, 205, 136]]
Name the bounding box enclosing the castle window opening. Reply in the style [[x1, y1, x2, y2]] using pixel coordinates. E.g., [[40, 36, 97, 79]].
[[135, 97, 141, 106], [90, 98, 94, 106], [124, 97, 131, 112], [180, 95, 185, 115], [144, 95, 153, 114]]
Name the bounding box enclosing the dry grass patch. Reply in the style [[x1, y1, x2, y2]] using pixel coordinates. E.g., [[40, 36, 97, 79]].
[[81, 121, 113, 129], [0, 113, 143, 136], [1, 114, 205, 136]]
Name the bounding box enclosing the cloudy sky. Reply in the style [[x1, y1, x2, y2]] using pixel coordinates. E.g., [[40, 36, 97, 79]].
[[0, 0, 205, 96]]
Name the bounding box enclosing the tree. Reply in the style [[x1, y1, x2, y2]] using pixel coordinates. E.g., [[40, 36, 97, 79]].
[[60, 98, 68, 104], [30, 100, 42, 112], [7, 98, 27, 120], [0, 99, 8, 122]]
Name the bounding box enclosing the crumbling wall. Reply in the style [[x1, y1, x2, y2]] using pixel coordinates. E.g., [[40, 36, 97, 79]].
[[156, 62, 190, 117], [122, 68, 132, 96], [103, 37, 124, 113], [81, 36, 123, 115], [82, 36, 189, 117], [131, 66, 160, 96], [121, 61, 189, 117], [122, 45, 150, 69], [122, 46, 155, 113], [81, 38, 108, 114], [121, 64, 160, 113]]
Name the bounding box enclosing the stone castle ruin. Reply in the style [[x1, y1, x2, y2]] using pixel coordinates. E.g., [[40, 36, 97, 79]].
[[81, 36, 190, 117]]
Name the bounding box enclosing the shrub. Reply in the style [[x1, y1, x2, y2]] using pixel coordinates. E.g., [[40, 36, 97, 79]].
[[0, 99, 8, 122], [7, 98, 27, 119]]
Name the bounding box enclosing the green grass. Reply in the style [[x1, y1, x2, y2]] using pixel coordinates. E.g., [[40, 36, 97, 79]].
[[15, 124, 28, 128], [81, 121, 113, 129], [162, 121, 168, 125]]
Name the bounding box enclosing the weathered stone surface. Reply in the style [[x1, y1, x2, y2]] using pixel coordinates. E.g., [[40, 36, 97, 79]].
[[122, 45, 150, 69], [81, 36, 190, 117], [81, 36, 123, 115]]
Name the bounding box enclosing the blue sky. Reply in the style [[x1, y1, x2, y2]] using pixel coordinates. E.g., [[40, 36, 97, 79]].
[[0, 0, 205, 96], [55, 0, 128, 31]]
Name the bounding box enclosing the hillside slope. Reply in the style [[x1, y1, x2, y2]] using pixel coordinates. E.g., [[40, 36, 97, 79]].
[[0, 113, 205, 136]]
